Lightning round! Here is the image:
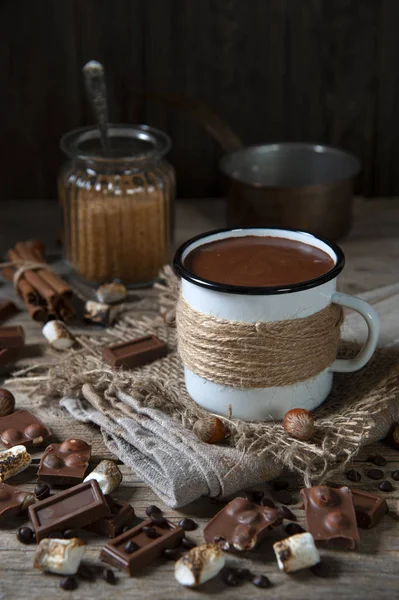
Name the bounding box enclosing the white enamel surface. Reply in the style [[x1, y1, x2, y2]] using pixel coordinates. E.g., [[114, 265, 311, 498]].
[[179, 228, 380, 421]]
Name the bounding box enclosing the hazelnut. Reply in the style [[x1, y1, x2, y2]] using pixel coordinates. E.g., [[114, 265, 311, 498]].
[[192, 417, 229, 444], [282, 408, 314, 441], [0, 389, 15, 417]]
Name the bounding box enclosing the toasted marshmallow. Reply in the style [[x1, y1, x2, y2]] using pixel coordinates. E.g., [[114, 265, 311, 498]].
[[34, 538, 86, 575], [84, 460, 122, 495], [175, 543, 225, 587], [42, 320, 75, 350], [273, 532, 320, 573], [96, 282, 127, 304], [0, 445, 31, 481]]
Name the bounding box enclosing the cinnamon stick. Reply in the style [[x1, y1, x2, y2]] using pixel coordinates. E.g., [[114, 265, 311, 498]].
[[15, 241, 72, 298], [8, 247, 57, 304], [0, 267, 47, 322]]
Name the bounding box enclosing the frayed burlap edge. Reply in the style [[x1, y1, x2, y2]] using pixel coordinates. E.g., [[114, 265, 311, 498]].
[[7, 265, 399, 487]]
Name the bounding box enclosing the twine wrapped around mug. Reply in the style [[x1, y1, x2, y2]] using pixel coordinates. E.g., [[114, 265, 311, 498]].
[[176, 295, 344, 388]]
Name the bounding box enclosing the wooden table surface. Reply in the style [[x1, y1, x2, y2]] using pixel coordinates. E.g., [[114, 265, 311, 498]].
[[0, 198, 398, 600]]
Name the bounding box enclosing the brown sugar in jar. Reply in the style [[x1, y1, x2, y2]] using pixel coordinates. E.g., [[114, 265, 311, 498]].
[[58, 124, 175, 285]]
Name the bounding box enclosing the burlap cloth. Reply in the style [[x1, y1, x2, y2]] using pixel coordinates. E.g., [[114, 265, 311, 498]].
[[11, 270, 399, 508]]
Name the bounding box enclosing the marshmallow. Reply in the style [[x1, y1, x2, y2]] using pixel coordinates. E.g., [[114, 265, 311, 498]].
[[174, 543, 225, 587], [42, 320, 75, 350], [84, 301, 119, 327], [84, 460, 122, 495], [273, 532, 320, 573], [34, 538, 86, 575], [0, 445, 31, 481], [96, 282, 127, 304]]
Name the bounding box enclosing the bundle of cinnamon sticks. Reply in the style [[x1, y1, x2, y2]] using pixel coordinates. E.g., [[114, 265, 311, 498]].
[[1, 240, 75, 323]]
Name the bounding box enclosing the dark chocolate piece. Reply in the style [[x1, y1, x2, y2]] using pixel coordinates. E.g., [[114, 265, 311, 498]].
[[0, 482, 34, 519], [378, 480, 393, 492], [0, 299, 17, 324], [0, 409, 51, 448], [100, 518, 184, 575], [345, 469, 361, 482], [350, 489, 389, 528], [28, 479, 110, 542], [102, 335, 167, 369], [145, 504, 162, 517], [367, 469, 384, 480], [86, 496, 136, 538], [0, 326, 25, 348], [34, 482, 51, 500], [17, 526, 35, 544], [203, 497, 282, 552], [37, 438, 91, 485], [178, 518, 197, 531], [301, 486, 359, 549]]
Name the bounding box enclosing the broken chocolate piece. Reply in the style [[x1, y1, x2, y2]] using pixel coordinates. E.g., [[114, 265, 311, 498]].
[[100, 518, 184, 575], [350, 489, 389, 529], [300, 486, 359, 550], [29, 480, 110, 542], [102, 335, 167, 369], [0, 482, 35, 518], [203, 496, 282, 552], [86, 496, 136, 538], [0, 299, 17, 324], [0, 326, 25, 348], [0, 409, 51, 448], [37, 438, 91, 485]]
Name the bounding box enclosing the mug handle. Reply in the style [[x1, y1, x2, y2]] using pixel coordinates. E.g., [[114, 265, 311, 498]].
[[329, 292, 380, 373]]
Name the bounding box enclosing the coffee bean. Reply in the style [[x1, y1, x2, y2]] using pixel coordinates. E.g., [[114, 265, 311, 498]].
[[273, 480, 289, 491], [34, 482, 50, 500], [260, 497, 275, 508], [379, 480, 393, 492], [16, 526, 34, 544], [103, 568, 117, 585], [275, 490, 293, 505], [124, 540, 139, 553], [178, 518, 197, 531], [285, 522, 305, 535], [234, 567, 252, 580], [63, 529, 81, 539], [252, 574, 271, 588], [60, 576, 77, 591], [151, 515, 167, 527], [279, 506, 296, 520], [48, 531, 64, 539], [163, 548, 181, 560], [251, 490, 264, 502], [181, 538, 197, 550], [145, 504, 162, 517], [367, 469, 384, 480], [77, 564, 96, 582], [222, 571, 239, 586], [345, 469, 361, 482], [372, 455, 387, 467], [392, 470, 399, 481], [143, 526, 159, 539], [310, 561, 329, 578]]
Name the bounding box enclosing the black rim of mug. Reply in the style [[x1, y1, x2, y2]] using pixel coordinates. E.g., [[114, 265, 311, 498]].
[[173, 227, 345, 296]]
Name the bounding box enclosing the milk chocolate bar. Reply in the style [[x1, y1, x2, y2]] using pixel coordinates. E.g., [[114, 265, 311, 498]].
[[102, 335, 167, 369], [100, 518, 184, 575], [203, 497, 283, 552], [300, 486, 359, 549], [0, 482, 35, 518], [0, 326, 25, 348], [86, 496, 136, 538], [350, 489, 389, 529], [37, 439, 91, 485], [0, 410, 51, 448], [0, 299, 17, 324], [29, 479, 110, 542]]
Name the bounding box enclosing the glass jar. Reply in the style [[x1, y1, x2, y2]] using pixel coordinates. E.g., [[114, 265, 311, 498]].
[[58, 124, 175, 285]]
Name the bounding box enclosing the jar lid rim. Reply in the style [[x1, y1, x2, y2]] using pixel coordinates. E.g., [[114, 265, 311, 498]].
[[60, 123, 171, 162]]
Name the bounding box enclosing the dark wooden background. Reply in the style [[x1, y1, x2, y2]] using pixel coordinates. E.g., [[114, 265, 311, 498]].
[[1, 0, 399, 200]]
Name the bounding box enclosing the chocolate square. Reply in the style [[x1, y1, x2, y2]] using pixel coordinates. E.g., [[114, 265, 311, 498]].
[[0, 409, 51, 448]]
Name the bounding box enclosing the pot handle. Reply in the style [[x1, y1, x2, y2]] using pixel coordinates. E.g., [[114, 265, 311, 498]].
[[329, 292, 380, 373], [135, 91, 243, 153]]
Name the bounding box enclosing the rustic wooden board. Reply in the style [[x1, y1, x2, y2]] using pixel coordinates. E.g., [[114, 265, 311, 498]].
[[0, 199, 398, 599]]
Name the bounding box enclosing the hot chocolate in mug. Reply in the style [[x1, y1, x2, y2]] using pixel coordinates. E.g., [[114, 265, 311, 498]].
[[173, 228, 380, 421]]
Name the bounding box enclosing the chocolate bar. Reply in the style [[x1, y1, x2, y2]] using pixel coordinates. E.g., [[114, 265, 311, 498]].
[[300, 486, 359, 549], [100, 518, 184, 575], [102, 335, 167, 369], [0, 410, 51, 448], [0, 482, 35, 518], [350, 489, 389, 529], [0, 326, 25, 348], [0, 348, 19, 369], [29, 479, 110, 542], [86, 496, 136, 538], [37, 439, 91, 485], [0, 299, 17, 324], [203, 497, 282, 551]]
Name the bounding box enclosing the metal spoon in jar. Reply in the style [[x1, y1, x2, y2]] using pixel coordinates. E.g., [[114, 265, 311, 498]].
[[82, 60, 110, 157]]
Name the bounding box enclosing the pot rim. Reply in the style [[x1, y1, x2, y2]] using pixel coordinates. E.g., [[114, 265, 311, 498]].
[[173, 226, 345, 295]]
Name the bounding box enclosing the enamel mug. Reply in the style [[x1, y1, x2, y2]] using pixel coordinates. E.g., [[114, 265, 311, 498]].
[[173, 228, 380, 421]]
